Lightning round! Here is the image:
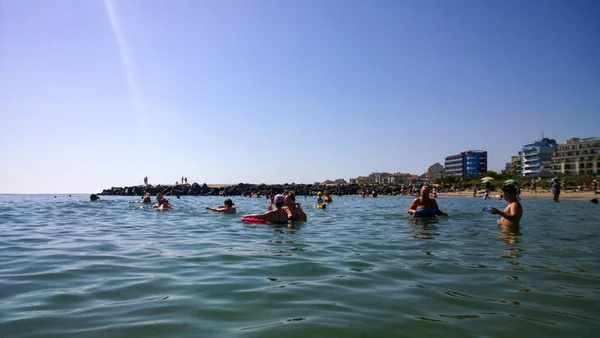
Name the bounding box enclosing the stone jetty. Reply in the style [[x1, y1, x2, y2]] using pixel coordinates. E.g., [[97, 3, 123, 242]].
[[98, 183, 408, 197]]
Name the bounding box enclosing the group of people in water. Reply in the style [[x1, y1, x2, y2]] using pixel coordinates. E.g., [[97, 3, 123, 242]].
[[408, 184, 522, 228], [88, 179, 600, 229]]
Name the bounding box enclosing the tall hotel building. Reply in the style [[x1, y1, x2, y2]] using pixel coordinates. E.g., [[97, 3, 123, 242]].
[[551, 137, 600, 175], [444, 150, 488, 178], [521, 138, 557, 177]]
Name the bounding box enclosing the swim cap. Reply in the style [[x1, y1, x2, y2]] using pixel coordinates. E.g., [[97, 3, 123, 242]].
[[317, 192, 322, 195], [274, 194, 285, 203]]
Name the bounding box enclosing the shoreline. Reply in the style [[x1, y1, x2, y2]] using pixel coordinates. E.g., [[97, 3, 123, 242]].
[[96, 182, 599, 199], [437, 190, 598, 199]]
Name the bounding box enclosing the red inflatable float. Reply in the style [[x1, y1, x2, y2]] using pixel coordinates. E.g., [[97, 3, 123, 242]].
[[241, 216, 267, 223]]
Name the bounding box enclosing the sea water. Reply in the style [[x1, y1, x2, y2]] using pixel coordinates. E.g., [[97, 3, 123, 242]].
[[0, 194, 598, 337]]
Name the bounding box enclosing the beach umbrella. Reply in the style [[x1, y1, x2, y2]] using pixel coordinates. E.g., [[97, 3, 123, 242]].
[[481, 177, 494, 181], [505, 179, 517, 184]]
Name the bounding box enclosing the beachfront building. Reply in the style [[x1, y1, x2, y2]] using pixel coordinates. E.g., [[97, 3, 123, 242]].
[[444, 150, 488, 178], [551, 137, 600, 175], [503, 154, 522, 175], [348, 176, 369, 184], [367, 172, 392, 183], [426, 163, 445, 180], [521, 138, 557, 177]]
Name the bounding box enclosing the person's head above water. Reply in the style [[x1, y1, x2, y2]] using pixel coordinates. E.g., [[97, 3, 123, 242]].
[[592, 198, 599, 204], [420, 185, 431, 198], [224, 198, 234, 207], [502, 184, 518, 201], [284, 191, 296, 204], [274, 194, 285, 207], [160, 197, 169, 205], [90, 194, 100, 201]]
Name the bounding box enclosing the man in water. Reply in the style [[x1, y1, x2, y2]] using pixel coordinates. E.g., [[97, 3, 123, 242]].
[[490, 184, 522, 228], [206, 198, 237, 214], [408, 186, 448, 217]]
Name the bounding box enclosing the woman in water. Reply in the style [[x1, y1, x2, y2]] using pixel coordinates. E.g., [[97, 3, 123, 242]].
[[206, 199, 236, 214], [142, 193, 152, 203], [408, 186, 448, 217], [324, 192, 333, 203], [242, 194, 289, 224], [316, 192, 324, 204], [283, 192, 307, 221]]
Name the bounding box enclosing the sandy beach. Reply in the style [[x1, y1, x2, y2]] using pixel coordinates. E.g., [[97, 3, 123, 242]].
[[438, 189, 598, 199]]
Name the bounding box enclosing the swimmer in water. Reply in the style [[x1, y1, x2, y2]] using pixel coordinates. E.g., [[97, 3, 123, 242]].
[[283, 192, 307, 221], [408, 186, 448, 217], [316, 192, 324, 204], [90, 194, 100, 201], [142, 193, 152, 203], [324, 192, 333, 203], [242, 194, 289, 224], [490, 184, 522, 228], [206, 198, 236, 214], [154, 197, 172, 210], [153, 193, 164, 208]]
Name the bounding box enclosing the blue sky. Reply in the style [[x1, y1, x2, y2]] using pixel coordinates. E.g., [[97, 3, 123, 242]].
[[1, 0, 599, 193]]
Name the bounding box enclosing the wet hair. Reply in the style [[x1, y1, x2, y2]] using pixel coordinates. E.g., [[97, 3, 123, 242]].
[[224, 198, 234, 206], [275, 202, 284, 208], [90, 194, 100, 201]]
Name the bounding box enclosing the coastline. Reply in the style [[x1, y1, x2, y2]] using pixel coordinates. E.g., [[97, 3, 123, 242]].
[[437, 190, 598, 199], [97, 182, 599, 199]]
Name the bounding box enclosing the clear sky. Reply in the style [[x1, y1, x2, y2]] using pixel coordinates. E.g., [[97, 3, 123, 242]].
[[1, 0, 599, 193]]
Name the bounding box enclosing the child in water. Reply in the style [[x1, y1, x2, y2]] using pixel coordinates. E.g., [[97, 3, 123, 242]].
[[490, 184, 522, 228]]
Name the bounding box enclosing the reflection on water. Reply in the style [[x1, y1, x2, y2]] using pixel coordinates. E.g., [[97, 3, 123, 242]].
[[408, 218, 440, 240], [1, 195, 599, 338]]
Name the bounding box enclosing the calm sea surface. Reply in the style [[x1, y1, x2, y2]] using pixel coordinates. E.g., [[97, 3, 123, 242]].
[[1, 194, 599, 337]]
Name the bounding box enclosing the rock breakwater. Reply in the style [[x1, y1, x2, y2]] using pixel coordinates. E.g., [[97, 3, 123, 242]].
[[98, 183, 407, 197]]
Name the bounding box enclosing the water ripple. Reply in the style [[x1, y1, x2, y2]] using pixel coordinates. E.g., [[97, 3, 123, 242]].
[[0, 194, 599, 337]]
